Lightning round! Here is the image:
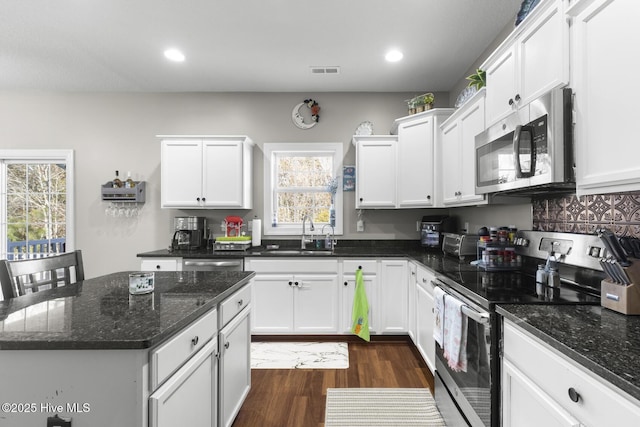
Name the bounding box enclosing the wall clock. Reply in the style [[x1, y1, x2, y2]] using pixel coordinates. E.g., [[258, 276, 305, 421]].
[[292, 99, 320, 129]]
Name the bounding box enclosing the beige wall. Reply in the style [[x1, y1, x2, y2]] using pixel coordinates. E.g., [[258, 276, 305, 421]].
[[0, 91, 456, 277]]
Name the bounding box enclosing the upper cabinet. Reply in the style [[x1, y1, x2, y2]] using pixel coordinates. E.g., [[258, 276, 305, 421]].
[[353, 135, 398, 208], [568, 0, 640, 195], [440, 89, 487, 207], [484, 0, 569, 126], [353, 109, 453, 209], [395, 110, 453, 208], [160, 135, 254, 209]]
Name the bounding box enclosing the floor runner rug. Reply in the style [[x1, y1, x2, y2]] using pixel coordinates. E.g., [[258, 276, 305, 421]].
[[325, 388, 447, 426], [251, 342, 349, 369]]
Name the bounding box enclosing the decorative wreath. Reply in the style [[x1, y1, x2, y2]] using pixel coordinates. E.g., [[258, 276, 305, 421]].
[[292, 99, 321, 129]]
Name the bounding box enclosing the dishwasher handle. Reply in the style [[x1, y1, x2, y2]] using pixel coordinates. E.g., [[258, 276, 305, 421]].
[[183, 259, 243, 270]]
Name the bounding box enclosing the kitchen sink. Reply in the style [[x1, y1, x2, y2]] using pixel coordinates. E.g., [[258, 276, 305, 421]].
[[260, 249, 334, 256]]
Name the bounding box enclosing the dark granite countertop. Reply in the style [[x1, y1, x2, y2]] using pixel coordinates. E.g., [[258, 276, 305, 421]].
[[497, 304, 640, 403], [0, 270, 254, 350]]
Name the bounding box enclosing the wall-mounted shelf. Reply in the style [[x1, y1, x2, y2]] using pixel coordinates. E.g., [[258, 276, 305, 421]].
[[101, 181, 146, 203]]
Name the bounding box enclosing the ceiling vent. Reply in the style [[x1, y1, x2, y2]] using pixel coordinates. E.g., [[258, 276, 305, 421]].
[[310, 66, 341, 74]]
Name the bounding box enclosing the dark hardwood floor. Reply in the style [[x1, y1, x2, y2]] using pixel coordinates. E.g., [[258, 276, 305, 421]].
[[232, 337, 434, 427]]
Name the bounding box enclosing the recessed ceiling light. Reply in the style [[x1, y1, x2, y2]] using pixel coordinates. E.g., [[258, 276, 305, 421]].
[[164, 49, 185, 62], [385, 50, 403, 62]]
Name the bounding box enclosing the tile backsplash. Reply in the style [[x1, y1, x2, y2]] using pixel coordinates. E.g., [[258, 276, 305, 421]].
[[532, 192, 640, 238]]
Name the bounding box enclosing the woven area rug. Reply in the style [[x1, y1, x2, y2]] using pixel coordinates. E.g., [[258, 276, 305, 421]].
[[325, 388, 447, 426], [251, 342, 349, 369]]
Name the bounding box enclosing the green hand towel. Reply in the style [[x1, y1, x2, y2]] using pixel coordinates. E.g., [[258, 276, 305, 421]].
[[351, 268, 370, 342]]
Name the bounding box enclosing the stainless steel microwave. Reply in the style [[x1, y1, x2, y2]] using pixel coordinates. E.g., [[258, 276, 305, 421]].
[[475, 87, 574, 195]]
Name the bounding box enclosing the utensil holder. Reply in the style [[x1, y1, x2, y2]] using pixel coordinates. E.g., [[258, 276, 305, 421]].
[[601, 260, 640, 315]]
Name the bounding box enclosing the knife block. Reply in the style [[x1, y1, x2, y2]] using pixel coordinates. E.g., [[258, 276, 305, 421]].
[[601, 260, 640, 315]]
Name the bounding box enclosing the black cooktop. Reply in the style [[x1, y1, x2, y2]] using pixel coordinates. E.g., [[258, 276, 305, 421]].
[[436, 257, 602, 310]]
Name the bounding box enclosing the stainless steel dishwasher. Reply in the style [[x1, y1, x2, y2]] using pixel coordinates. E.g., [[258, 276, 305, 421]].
[[182, 258, 244, 271]]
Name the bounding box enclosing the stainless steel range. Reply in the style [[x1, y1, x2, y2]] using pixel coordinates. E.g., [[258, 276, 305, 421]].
[[433, 231, 605, 426]]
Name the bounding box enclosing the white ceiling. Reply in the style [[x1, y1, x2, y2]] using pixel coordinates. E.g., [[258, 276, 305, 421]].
[[0, 0, 523, 93]]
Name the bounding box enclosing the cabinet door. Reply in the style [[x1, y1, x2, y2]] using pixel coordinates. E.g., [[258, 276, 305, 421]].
[[161, 140, 203, 208], [397, 118, 435, 207], [202, 140, 244, 208], [441, 120, 461, 205], [416, 281, 435, 373], [458, 93, 486, 205], [219, 307, 251, 427], [141, 258, 181, 272], [379, 260, 408, 333], [355, 138, 396, 208], [251, 275, 294, 333], [149, 338, 217, 427], [293, 274, 339, 333], [485, 46, 517, 126], [502, 359, 580, 427], [407, 263, 417, 344], [518, 0, 568, 105], [571, 0, 640, 195], [341, 274, 378, 334]]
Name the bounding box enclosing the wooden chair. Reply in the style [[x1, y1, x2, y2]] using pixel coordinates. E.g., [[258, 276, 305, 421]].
[[0, 250, 84, 299]]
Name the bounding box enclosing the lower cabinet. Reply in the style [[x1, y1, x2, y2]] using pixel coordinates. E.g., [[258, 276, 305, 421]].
[[247, 258, 340, 334], [219, 306, 251, 427], [415, 266, 436, 373], [149, 338, 218, 427], [341, 260, 378, 334], [503, 319, 640, 426], [379, 259, 408, 333], [141, 257, 181, 272]]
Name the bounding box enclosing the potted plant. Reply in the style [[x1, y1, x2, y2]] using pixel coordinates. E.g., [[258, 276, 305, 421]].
[[408, 93, 435, 113], [466, 69, 486, 90]]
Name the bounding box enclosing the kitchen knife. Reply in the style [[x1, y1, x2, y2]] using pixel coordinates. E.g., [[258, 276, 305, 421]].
[[598, 229, 631, 267], [600, 258, 617, 283], [611, 259, 631, 285]]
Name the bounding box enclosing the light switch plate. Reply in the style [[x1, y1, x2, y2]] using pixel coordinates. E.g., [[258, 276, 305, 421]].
[[357, 219, 364, 232]]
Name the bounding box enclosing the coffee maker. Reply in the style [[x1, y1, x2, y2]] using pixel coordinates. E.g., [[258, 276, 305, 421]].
[[420, 215, 456, 250], [171, 216, 207, 250]]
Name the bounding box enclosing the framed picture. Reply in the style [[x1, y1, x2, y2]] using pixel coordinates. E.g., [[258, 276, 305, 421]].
[[343, 166, 355, 191]]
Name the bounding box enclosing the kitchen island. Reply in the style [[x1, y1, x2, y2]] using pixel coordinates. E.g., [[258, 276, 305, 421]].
[[0, 270, 254, 427]]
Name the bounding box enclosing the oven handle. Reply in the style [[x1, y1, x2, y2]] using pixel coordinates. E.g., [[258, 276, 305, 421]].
[[431, 279, 491, 325]]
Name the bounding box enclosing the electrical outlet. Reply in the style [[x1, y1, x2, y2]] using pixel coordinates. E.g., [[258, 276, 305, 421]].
[[357, 219, 364, 232]]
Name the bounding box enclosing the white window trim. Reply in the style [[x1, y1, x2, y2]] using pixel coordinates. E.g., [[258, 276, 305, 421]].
[[0, 149, 75, 256], [263, 142, 343, 236]]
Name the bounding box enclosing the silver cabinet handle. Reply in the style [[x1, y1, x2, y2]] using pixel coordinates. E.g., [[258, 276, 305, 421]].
[[183, 260, 242, 268], [191, 336, 199, 346], [224, 341, 230, 349], [237, 299, 244, 306]]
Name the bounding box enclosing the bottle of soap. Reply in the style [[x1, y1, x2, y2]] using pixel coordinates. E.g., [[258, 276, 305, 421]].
[[325, 234, 332, 250]]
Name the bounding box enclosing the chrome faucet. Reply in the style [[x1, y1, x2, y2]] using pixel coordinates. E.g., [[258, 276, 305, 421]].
[[322, 224, 336, 252], [301, 214, 315, 249]]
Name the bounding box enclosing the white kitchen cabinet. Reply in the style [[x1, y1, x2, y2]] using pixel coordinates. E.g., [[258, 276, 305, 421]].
[[379, 259, 408, 333], [159, 135, 253, 209], [141, 258, 182, 272], [149, 338, 218, 427], [568, 0, 640, 195], [394, 110, 453, 207], [407, 262, 417, 343], [341, 260, 378, 334], [503, 319, 640, 426], [484, 0, 569, 126], [246, 258, 339, 334], [415, 266, 436, 373], [219, 306, 251, 427], [440, 89, 487, 207], [353, 135, 397, 208]]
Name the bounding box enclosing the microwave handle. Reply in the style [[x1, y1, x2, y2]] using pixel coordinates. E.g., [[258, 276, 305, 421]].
[[513, 124, 536, 178]]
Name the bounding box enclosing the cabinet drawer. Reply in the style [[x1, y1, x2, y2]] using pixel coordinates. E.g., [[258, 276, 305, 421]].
[[504, 321, 640, 426], [150, 308, 217, 390], [220, 283, 252, 327], [343, 260, 377, 275], [141, 258, 181, 272], [246, 258, 338, 273], [416, 266, 435, 293]]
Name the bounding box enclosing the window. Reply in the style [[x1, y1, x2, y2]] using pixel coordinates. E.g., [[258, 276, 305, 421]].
[[264, 143, 343, 236], [0, 150, 75, 261]]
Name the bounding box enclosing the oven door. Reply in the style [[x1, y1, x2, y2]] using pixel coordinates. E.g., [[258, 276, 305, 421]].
[[433, 280, 494, 427]]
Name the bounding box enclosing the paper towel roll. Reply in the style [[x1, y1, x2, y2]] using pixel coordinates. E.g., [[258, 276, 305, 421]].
[[252, 219, 262, 247]]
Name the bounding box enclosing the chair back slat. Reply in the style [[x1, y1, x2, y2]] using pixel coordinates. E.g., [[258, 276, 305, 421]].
[[0, 250, 84, 299]]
